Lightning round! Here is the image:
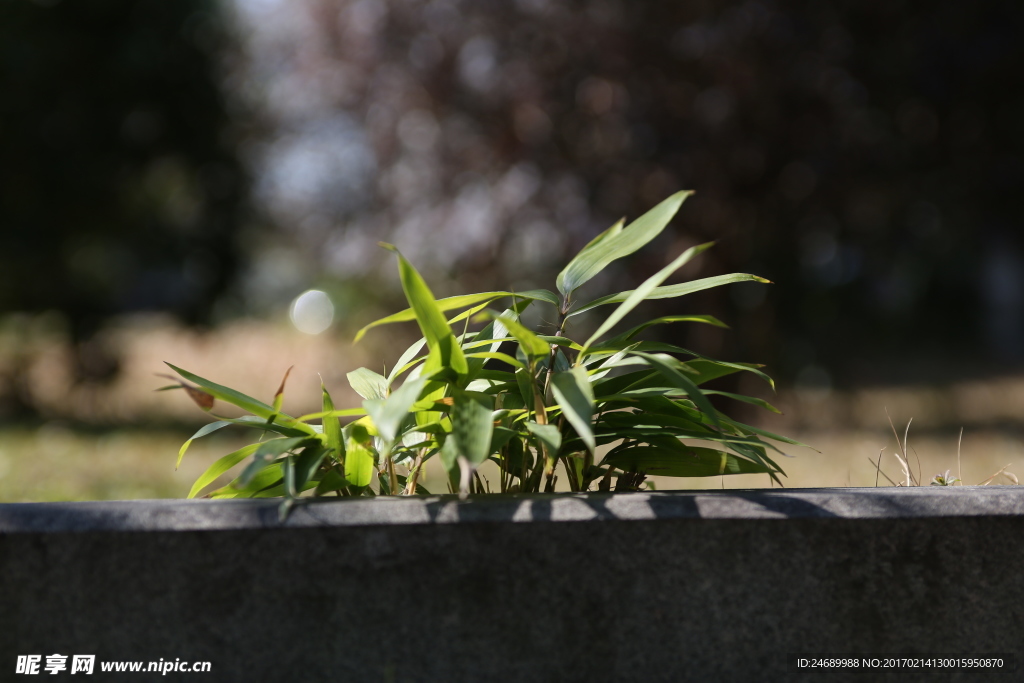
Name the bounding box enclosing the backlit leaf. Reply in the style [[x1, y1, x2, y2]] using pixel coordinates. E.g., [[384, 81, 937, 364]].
[[582, 242, 715, 350], [570, 272, 770, 318], [347, 367, 390, 400], [557, 191, 692, 296], [187, 443, 259, 499], [606, 445, 771, 477], [551, 366, 595, 454]]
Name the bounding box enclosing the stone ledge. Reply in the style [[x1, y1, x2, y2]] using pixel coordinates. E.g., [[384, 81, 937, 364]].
[[0, 486, 1022, 534], [2, 488, 1022, 682]]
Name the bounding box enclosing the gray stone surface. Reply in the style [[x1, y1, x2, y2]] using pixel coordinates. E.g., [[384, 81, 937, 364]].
[[1, 488, 1021, 682]]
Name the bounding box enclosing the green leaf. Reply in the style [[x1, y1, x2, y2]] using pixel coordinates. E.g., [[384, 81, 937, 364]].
[[355, 289, 559, 342], [187, 443, 259, 499], [570, 272, 770, 318], [681, 359, 747, 386], [719, 415, 812, 449], [589, 343, 776, 391], [347, 367, 390, 400], [177, 421, 233, 469], [239, 436, 315, 486], [607, 315, 729, 344], [582, 242, 715, 350], [321, 382, 345, 463], [165, 363, 273, 418], [314, 467, 349, 496], [387, 338, 428, 383], [557, 191, 693, 296], [702, 390, 781, 414], [294, 444, 329, 490], [606, 445, 771, 477], [363, 376, 428, 445], [212, 462, 284, 499], [448, 389, 495, 467], [551, 366, 596, 454], [464, 351, 527, 370], [355, 291, 508, 342], [501, 436, 532, 475], [440, 433, 459, 474], [525, 421, 562, 454], [629, 352, 721, 430], [512, 289, 561, 307], [515, 367, 535, 408], [344, 440, 375, 488], [537, 336, 583, 350], [490, 311, 550, 359], [490, 426, 518, 453], [164, 363, 316, 435], [381, 244, 468, 376]]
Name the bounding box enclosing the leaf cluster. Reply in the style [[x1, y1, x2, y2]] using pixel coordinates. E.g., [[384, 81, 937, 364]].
[[165, 191, 805, 511]]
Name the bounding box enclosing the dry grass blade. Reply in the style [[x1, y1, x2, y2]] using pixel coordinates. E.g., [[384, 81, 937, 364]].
[[885, 408, 916, 486], [910, 445, 923, 488], [979, 464, 1014, 486], [957, 427, 964, 486], [867, 454, 897, 486]]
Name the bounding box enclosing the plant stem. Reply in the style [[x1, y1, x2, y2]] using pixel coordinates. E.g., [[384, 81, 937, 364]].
[[386, 450, 399, 496], [542, 308, 568, 399], [403, 448, 425, 495]]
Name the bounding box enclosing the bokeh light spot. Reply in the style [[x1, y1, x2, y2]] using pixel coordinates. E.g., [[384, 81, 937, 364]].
[[289, 289, 334, 334]]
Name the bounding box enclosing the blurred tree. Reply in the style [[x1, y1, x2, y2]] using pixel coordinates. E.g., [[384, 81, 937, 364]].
[[0, 0, 246, 386]]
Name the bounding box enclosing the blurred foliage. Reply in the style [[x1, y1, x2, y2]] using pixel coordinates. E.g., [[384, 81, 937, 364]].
[[3, 0, 1024, 427], [0, 0, 246, 358], [228, 0, 1024, 388], [0, 423, 251, 502]]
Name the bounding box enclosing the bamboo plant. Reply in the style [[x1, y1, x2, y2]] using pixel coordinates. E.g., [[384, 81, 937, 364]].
[[163, 191, 804, 511]]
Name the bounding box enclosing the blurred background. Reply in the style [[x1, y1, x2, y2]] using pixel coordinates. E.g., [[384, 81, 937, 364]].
[[2, 0, 1024, 500]]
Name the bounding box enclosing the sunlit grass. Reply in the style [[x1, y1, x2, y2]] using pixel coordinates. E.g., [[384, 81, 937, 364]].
[[0, 424, 252, 502], [0, 423, 1019, 502]]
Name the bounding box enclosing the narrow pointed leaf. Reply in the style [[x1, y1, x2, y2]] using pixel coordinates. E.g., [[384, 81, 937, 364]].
[[347, 367, 390, 400], [570, 272, 770, 318], [582, 242, 714, 350], [364, 376, 428, 445], [321, 382, 345, 463], [294, 444, 329, 490], [314, 467, 349, 496], [702, 390, 782, 414], [449, 389, 494, 467], [212, 462, 283, 499], [355, 290, 558, 343], [381, 244, 468, 376], [177, 421, 233, 469], [239, 436, 314, 486], [164, 363, 316, 435], [557, 191, 692, 296], [608, 315, 729, 345], [525, 421, 562, 454], [388, 338, 428, 382], [490, 311, 549, 359], [295, 408, 366, 422], [551, 366, 595, 454], [629, 351, 721, 430], [355, 292, 508, 342], [464, 351, 527, 370], [606, 445, 771, 477], [187, 443, 260, 498], [344, 440, 375, 488]]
